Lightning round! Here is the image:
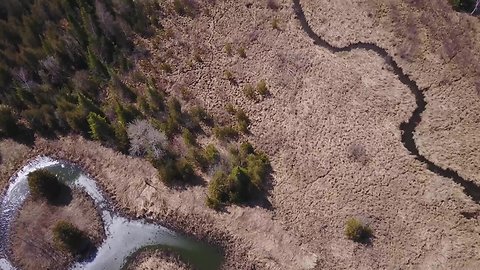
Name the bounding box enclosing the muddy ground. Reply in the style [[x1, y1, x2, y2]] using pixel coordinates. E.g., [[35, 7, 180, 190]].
[[2, 0, 480, 269], [9, 189, 104, 270]]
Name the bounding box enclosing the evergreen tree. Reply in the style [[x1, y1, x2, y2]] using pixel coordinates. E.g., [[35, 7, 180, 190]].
[[87, 112, 113, 141]]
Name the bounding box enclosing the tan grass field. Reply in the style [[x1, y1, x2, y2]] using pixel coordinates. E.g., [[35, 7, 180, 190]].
[[2, 0, 480, 269]]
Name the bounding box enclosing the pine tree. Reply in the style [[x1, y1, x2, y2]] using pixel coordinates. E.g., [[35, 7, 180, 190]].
[[87, 112, 113, 141]]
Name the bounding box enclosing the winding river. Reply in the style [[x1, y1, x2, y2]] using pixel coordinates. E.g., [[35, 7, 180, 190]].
[[292, 0, 480, 204], [0, 157, 223, 270]]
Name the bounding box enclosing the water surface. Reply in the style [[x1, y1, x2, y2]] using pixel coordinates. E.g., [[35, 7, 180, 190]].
[[0, 157, 223, 270]]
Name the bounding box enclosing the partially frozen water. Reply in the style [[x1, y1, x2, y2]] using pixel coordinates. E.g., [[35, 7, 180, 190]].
[[0, 157, 222, 270]]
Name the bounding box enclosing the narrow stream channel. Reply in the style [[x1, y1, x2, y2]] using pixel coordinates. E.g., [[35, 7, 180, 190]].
[[292, 0, 480, 204], [0, 157, 223, 270]]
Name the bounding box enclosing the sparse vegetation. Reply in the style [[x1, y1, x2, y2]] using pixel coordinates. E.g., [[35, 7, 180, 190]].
[[27, 169, 62, 203], [182, 128, 196, 146], [345, 218, 373, 243], [237, 47, 247, 58], [235, 109, 250, 134], [243, 84, 257, 101], [213, 126, 238, 141], [225, 104, 237, 115], [157, 157, 195, 185], [206, 143, 270, 209], [173, 0, 196, 16], [161, 62, 173, 73], [204, 144, 220, 164], [53, 221, 90, 254], [225, 43, 233, 56], [224, 70, 235, 83], [272, 18, 280, 30], [257, 80, 269, 97], [267, 0, 280, 10], [347, 144, 368, 165], [180, 88, 193, 101]]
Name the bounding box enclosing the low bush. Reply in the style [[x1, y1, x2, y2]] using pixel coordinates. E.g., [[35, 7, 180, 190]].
[[53, 221, 90, 254], [189, 106, 212, 124], [225, 43, 233, 56], [224, 70, 235, 82], [213, 126, 238, 141], [160, 62, 173, 73], [204, 144, 220, 164], [237, 47, 247, 58], [206, 143, 271, 209], [225, 104, 236, 115], [257, 80, 269, 97], [182, 128, 196, 146], [236, 109, 250, 134], [157, 158, 195, 185], [27, 169, 62, 202], [243, 84, 257, 101], [345, 218, 373, 243], [272, 18, 280, 30]]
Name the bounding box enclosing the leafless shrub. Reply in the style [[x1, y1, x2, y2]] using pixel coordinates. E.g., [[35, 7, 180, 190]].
[[60, 32, 82, 60], [127, 119, 167, 159], [347, 144, 368, 165], [95, 0, 116, 37], [72, 70, 97, 94], [13, 68, 35, 91], [267, 0, 279, 10], [40, 56, 63, 84]]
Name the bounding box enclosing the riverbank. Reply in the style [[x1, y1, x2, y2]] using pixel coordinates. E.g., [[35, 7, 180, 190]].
[[9, 188, 105, 270], [125, 248, 191, 270], [0, 140, 33, 193], [31, 136, 257, 269]]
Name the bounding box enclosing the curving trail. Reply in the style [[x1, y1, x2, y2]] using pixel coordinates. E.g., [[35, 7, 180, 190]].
[[292, 0, 480, 204]]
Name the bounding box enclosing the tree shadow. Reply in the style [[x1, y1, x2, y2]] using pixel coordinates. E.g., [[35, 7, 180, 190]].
[[356, 234, 375, 247], [78, 239, 98, 264], [9, 126, 35, 146], [49, 183, 73, 206], [244, 171, 275, 211]]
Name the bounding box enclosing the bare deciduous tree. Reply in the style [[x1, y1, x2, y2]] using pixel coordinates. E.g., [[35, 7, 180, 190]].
[[95, 0, 116, 37], [127, 119, 167, 159], [40, 56, 62, 84], [13, 67, 35, 91]]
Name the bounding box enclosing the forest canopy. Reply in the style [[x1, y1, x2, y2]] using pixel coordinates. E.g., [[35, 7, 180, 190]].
[[0, 0, 159, 141]]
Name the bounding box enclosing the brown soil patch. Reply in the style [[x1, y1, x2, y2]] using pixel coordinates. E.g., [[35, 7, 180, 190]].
[[126, 249, 190, 270], [9, 189, 104, 270]]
